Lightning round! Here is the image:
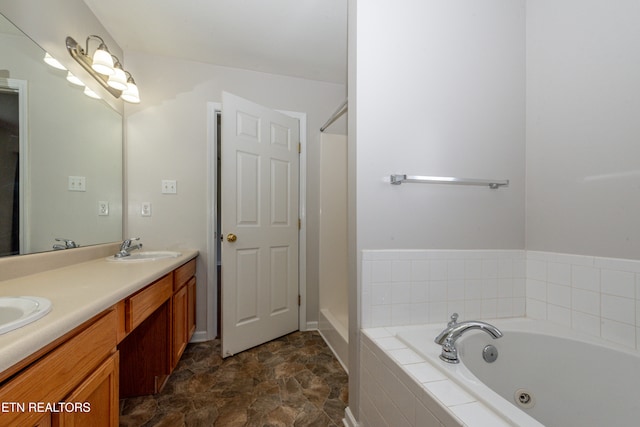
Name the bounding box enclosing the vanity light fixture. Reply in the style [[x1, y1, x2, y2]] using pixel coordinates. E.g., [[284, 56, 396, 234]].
[[107, 60, 128, 91], [87, 35, 114, 75], [65, 35, 140, 103], [120, 71, 140, 104]]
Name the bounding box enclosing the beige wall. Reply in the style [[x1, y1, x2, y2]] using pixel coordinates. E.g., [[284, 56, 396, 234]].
[[124, 51, 346, 338]]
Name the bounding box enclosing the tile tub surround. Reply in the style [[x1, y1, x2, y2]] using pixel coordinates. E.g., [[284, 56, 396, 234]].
[[361, 250, 526, 328], [525, 251, 640, 350], [359, 328, 510, 427]]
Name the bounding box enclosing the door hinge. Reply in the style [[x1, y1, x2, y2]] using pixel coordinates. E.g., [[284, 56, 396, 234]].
[[298, 142, 301, 154], [298, 218, 301, 230], [298, 295, 301, 306]]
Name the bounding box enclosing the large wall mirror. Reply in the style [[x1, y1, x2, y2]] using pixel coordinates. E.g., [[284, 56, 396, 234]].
[[0, 14, 122, 258]]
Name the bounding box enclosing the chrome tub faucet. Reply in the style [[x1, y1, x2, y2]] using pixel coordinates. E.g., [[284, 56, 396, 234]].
[[434, 313, 503, 364], [114, 237, 143, 258]]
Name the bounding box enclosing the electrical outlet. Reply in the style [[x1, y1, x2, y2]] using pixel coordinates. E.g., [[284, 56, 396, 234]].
[[68, 176, 86, 192], [98, 201, 109, 216], [161, 179, 177, 194], [141, 202, 152, 217]]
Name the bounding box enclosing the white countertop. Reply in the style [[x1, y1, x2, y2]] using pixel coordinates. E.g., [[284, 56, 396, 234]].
[[0, 249, 198, 374]]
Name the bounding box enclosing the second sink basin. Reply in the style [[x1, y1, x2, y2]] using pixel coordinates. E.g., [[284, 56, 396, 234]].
[[0, 296, 52, 334], [106, 251, 182, 262]]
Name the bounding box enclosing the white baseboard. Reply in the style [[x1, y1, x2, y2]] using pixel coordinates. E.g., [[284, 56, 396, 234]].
[[303, 320, 318, 331], [189, 330, 210, 343]]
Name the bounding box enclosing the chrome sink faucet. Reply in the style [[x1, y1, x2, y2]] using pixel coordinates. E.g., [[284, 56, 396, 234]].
[[53, 238, 79, 250], [114, 237, 143, 258], [434, 313, 503, 364]]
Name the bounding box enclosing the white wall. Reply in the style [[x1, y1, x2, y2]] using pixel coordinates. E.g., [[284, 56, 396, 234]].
[[355, 0, 526, 251], [124, 52, 346, 337], [526, 0, 640, 260], [349, 0, 526, 423]]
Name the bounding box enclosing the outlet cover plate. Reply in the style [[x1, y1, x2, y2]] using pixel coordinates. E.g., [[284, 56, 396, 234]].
[[98, 201, 109, 216], [141, 202, 152, 217]]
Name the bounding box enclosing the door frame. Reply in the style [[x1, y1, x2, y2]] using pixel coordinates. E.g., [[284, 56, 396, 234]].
[[205, 101, 308, 341]]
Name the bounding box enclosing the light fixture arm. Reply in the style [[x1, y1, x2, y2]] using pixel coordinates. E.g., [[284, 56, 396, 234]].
[[85, 35, 109, 56]]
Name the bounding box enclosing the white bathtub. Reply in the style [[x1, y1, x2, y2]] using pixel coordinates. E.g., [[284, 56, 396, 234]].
[[396, 318, 640, 427], [318, 308, 349, 371]]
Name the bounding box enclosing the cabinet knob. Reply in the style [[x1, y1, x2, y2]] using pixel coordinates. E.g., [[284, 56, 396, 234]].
[[226, 233, 237, 243]]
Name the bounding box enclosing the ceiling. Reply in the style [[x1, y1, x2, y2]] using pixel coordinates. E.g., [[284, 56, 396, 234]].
[[82, 0, 348, 85]]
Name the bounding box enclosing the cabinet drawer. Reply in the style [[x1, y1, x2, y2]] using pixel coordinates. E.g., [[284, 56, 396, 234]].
[[126, 274, 173, 332], [0, 310, 116, 427], [174, 259, 196, 291]]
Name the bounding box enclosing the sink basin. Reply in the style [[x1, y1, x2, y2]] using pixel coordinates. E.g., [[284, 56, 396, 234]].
[[0, 296, 52, 334], [106, 251, 182, 262]]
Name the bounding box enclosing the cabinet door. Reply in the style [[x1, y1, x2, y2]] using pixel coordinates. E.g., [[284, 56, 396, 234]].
[[56, 352, 119, 427], [187, 277, 196, 339], [172, 285, 188, 368], [33, 413, 52, 427]]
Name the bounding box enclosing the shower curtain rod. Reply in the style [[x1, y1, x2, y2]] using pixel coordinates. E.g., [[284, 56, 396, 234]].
[[320, 99, 348, 132]]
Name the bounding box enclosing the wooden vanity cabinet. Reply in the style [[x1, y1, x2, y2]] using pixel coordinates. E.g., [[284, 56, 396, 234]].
[[171, 259, 196, 368], [0, 256, 197, 425], [119, 258, 197, 398], [0, 310, 118, 427]]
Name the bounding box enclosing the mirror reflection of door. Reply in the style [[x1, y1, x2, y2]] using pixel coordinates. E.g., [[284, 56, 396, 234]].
[[0, 87, 20, 257]]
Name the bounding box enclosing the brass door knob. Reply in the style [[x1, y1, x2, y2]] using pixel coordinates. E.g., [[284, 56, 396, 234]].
[[226, 233, 237, 242]]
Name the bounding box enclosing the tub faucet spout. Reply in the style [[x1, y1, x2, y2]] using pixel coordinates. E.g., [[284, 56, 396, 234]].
[[434, 313, 502, 364]]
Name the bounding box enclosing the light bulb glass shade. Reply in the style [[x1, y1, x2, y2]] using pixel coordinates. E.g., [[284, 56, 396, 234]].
[[83, 86, 101, 99], [66, 71, 84, 86], [107, 65, 128, 90], [43, 53, 66, 70], [121, 80, 140, 103], [91, 45, 114, 75]]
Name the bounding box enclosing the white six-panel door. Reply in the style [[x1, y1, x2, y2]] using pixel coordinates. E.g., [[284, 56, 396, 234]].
[[221, 92, 300, 357]]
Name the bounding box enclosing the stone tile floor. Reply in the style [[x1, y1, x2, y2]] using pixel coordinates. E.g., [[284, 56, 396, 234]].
[[119, 331, 348, 426]]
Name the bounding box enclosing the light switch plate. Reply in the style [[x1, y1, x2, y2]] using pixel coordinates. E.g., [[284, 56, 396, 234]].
[[161, 179, 177, 194], [68, 176, 86, 192]]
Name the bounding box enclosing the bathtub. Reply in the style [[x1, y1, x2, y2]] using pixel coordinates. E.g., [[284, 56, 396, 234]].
[[394, 318, 640, 426], [319, 308, 349, 371]]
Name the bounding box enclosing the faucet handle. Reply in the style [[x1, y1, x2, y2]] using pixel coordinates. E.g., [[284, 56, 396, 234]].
[[447, 313, 459, 327], [55, 238, 78, 248]]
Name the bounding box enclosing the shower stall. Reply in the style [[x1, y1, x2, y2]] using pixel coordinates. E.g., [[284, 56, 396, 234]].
[[318, 132, 348, 370]]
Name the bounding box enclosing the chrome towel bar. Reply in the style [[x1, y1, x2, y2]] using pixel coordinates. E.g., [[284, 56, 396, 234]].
[[390, 175, 509, 189]]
